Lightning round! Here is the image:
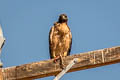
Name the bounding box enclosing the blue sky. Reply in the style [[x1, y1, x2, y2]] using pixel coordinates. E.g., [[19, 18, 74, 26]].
[[0, 0, 120, 80]]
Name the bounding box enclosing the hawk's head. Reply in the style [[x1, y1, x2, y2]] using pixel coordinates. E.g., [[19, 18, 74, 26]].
[[58, 14, 68, 23]]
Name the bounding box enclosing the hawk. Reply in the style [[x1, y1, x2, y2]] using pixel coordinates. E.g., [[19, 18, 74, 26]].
[[0, 25, 5, 67], [49, 14, 72, 68]]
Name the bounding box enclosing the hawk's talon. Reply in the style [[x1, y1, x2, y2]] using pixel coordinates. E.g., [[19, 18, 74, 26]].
[[53, 56, 60, 63]]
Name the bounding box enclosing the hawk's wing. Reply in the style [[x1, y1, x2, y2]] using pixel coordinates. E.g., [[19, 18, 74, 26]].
[[49, 26, 54, 59], [67, 30, 72, 56], [0, 25, 5, 50]]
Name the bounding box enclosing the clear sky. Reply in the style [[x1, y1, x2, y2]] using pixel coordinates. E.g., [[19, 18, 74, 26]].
[[0, 0, 120, 80]]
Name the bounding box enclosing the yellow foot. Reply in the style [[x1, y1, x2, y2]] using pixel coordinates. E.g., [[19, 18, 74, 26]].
[[53, 56, 60, 63]]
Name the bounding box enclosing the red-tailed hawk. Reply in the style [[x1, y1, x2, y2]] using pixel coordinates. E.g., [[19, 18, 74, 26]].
[[0, 25, 5, 67], [49, 14, 72, 68]]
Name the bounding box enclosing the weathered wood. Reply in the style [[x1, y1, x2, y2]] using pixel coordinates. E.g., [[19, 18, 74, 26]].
[[2, 46, 120, 80]]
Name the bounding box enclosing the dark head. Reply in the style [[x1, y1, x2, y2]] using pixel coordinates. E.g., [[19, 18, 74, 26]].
[[58, 14, 68, 23]]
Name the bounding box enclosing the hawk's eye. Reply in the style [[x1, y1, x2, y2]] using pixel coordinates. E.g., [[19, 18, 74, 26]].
[[65, 16, 67, 18], [63, 15, 67, 19]]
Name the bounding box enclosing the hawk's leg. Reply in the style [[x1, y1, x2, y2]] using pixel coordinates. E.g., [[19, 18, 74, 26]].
[[60, 55, 65, 69]]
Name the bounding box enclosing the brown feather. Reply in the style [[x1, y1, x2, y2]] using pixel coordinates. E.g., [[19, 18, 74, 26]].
[[49, 22, 72, 59]]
